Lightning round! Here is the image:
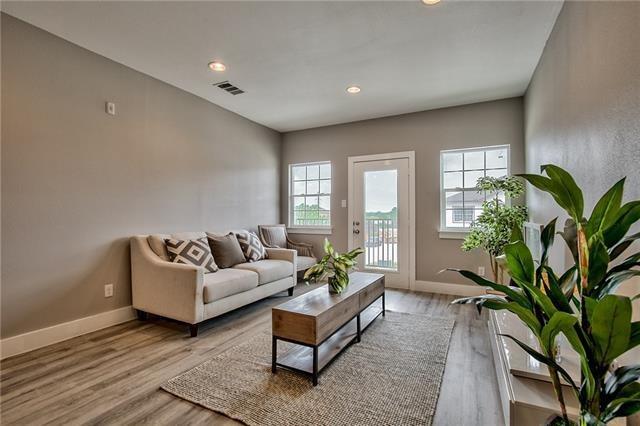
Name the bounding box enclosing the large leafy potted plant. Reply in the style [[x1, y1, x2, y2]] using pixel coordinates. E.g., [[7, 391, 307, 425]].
[[449, 165, 640, 425], [461, 175, 528, 282], [304, 239, 364, 294]]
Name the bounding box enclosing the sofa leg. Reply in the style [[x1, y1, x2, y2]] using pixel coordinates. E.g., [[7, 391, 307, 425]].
[[189, 324, 199, 337], [288, 287, 294, 297], [136, 310, 148, 321]]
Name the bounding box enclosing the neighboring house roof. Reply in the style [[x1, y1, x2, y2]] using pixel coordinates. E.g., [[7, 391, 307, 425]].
[[445, 190, 486, 207]]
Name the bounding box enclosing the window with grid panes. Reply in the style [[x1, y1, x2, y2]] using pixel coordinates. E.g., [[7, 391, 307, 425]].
[[289, 162, 331, 228], [440, 145, 510, 230]]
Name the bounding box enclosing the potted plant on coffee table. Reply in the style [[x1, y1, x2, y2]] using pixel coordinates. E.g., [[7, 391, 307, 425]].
[[304, 239, 364, 294]]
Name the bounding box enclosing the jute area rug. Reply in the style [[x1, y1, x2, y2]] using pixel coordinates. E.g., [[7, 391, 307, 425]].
[[162, 311, 454, 426]]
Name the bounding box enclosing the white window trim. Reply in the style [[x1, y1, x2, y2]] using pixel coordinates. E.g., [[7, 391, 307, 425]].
[[439, 144, 511, 238], [288, 161, 332, 232]]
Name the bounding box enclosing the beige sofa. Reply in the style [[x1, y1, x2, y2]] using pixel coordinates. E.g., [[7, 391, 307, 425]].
[[131, 231, 297, 336]]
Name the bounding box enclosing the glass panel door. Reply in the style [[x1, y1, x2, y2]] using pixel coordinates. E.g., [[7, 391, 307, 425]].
[[351, 157, 409, 289], [364, 170, 398, 270]]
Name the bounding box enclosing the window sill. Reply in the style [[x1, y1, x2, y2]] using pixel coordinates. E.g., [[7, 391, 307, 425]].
[[439, 230, 469, 240], [288, 227, 333, 235]]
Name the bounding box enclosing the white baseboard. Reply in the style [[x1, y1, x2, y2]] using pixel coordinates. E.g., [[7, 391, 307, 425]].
[[0, 306, 136, 360], [413, 280, 485, 297]]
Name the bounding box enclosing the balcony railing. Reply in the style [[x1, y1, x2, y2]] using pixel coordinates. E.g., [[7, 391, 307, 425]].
[[364, 218, 398, 270]]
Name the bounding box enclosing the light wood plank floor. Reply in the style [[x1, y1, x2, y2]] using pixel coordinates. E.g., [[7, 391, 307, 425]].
[[0, 285, 503, 425]]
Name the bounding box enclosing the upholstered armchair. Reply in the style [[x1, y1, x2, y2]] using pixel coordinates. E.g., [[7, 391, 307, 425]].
[[258, 224, 317, 273]]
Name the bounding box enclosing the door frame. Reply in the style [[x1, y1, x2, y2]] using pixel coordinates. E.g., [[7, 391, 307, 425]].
[[347, 151, 416, 290]]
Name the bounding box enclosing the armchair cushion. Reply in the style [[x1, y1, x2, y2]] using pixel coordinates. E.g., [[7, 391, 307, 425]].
[[258, 225, 287, 248], [207, 233, 246, 268], [165, 237, 218, 273], [297, 255, 317, 272], [203, 269, 258, 303]]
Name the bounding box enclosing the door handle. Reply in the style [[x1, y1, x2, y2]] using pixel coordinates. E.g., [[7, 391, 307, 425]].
[[353, 221, 360, 226], [353, 229, 360, 234]]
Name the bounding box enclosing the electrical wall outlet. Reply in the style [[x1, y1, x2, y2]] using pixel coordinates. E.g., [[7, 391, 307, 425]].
[[477, 266, 486, 277], [104, 283, 114, 298]]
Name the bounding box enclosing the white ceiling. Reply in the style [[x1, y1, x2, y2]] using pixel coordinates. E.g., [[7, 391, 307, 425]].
[[2, 1, 562, 132]]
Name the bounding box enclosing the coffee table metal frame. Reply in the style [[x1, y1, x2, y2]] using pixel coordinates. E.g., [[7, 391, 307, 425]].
[[271, 291, 385, 386]]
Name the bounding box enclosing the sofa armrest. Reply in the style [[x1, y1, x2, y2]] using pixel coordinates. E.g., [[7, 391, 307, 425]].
[[131, 236, 205, 324], [266, 248, 297, 278]]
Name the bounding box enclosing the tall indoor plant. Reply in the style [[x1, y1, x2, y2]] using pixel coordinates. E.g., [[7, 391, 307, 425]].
[[304, 239, 364, 294], [461, 175, 528, 282], [449, 165, 640, 425]]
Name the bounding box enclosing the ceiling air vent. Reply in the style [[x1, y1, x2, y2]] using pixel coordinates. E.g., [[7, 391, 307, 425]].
[[213, 80, 245, 95]]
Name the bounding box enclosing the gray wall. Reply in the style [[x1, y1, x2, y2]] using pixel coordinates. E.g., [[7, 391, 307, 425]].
[[524, 1, 640, 269], [524, 1, 640, 318], [281, 98, 525, 286], [1, 14, 281, 338]]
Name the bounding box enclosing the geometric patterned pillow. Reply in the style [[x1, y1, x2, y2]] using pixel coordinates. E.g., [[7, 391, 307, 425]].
[[165, 237, 218, 273], [235, 231, 267, 262]]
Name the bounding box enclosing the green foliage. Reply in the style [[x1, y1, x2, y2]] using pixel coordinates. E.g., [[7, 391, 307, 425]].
[[462, 176, 528, 260], [366, 207, 397, 220], [303, 239, 364, 294], [450, 165, 640, 425]]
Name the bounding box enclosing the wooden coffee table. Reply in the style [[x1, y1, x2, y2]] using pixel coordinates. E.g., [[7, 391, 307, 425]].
[[271, 272, 385, 385]]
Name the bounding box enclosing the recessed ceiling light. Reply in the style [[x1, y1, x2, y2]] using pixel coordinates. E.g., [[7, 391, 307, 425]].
[[422, 0, 441, 5], [346, 86, 361, 94], [208, 61, 226, 72]]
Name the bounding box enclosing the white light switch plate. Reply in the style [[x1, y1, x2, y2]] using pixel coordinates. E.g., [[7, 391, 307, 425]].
[[104, 283, 114, 297], [105, 102, 116, 115], [341, 200, 347, 208]]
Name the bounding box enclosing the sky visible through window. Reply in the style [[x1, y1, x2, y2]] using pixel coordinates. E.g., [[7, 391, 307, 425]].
[[365, 170, 397, 215]]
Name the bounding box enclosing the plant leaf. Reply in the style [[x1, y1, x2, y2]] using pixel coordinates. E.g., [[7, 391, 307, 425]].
[[604, 365, 640, 398], [588, 177, 625, 235], [504, 241, 558, 317], [586, 237, 609, 293], [447, 268, 531, 307], [540, 312, 578, 352], [609, 232, 640, 261], [480, 300, 542, 335], [500, 333, 578, 392], [558, 218, 579, 263], [628, 321, 640, 352], [591, 295, 632, 363], [540, 218, 557, 266], [504, 241, 535, 287], [602, 201, 640, 248], [323, 238, 334, 256], [540, 164, 585, 221], [541, 266, 574, 313], [599, 270, 640, 299]]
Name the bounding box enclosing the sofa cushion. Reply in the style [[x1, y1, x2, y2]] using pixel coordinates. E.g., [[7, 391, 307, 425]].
[[165, 237, 218, 273], [203, 269, 259, 303], [297, 255, 317, 271], [148, 232, 206, 261], [207, 233, 247, 268], [235, 230, 268, 262], [233, 259, 292, 285]]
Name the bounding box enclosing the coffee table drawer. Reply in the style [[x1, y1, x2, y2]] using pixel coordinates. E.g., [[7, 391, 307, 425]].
[[316, 295, 360, 343], [359, 277, 384, 309], [272, 311, 317, 345]]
